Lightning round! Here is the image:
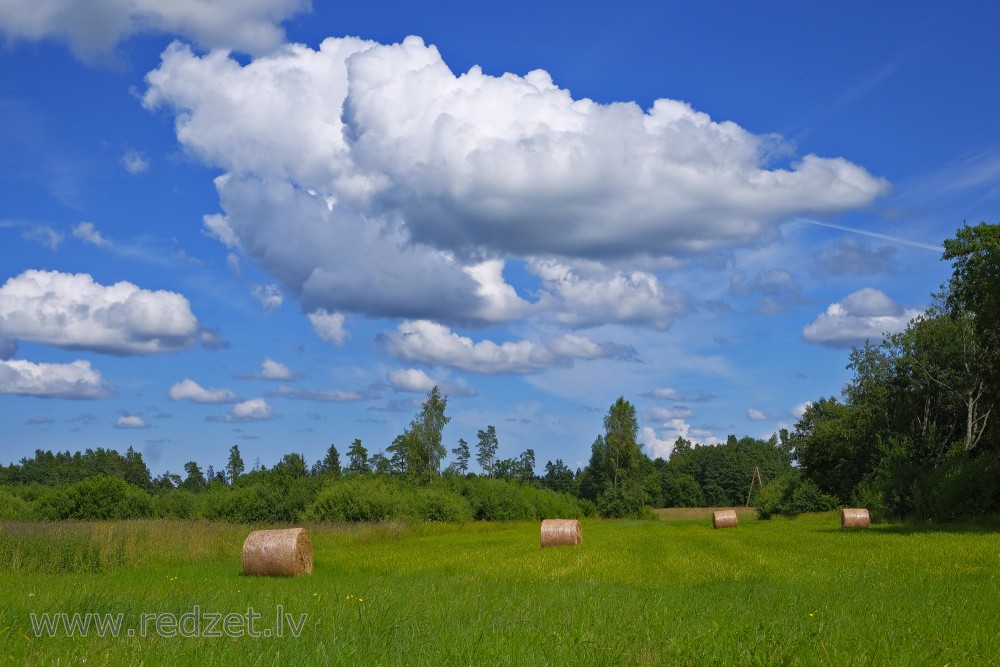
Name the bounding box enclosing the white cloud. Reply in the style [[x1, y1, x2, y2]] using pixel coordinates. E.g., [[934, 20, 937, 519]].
[[803, 287, 920, 347], [528, 258, 686, 329], [792, 401, 812, 419], [168, 378, 237, 404], [642, 420, 723, 459], [250, 283, 283, 311], [0, 0, 309, 63], [386, 368, 477, 398], [268, 385, 365, 402], [0, 358, 114, 399], [141, 36, 887, 326], [115, 415, 147, 429], [747, 408, 771, 421], [21, 225, 64, 250], [250, 357, 296, 381], [307, 308, 348, 346], [120, 149, 149, 175], [382, 319, 634, 374], [645, 406, 693, 421], [72, 222, 111, 248], [208, 397, 276, 422], [645, 387, 681, 401], [643, 387, 717, 402], [0, 270, 201, 355], [642, 426, 678, 460], [387, 368, 436, 393]]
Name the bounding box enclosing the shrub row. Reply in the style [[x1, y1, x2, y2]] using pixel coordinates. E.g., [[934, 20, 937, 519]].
[[0, 475, 589, 524]]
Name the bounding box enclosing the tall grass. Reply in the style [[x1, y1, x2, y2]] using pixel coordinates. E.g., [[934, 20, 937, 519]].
[[3, 513, 999, 665]]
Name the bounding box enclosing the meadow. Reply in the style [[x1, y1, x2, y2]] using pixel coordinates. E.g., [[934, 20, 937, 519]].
[[2, 510, 999, 665]]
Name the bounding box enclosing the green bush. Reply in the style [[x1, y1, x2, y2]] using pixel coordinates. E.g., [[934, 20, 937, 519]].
[[152, 488, 197, 519], [199, 484, 285, 523], [35, 476, 154, 520], [417, 488, 473, 522], [755, 472, 838, 519], [307, 478, 411, 522], [0, 486, 36, 521]]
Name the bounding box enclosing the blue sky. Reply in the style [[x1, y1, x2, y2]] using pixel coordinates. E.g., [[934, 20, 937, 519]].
[[1, 1, 998, 477]]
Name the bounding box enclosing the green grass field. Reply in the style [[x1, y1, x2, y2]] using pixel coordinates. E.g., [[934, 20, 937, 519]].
[[2, 511, 999, 665]]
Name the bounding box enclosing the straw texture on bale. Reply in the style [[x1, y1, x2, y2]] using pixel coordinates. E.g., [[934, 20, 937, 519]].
[[540, 519, 582, 548], [242, 527, 313, 576], [841, 508, 870, 529], [712, 509, 738, 529]]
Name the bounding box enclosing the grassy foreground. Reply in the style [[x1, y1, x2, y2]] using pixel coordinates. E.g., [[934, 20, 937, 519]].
[[2, 511, 999, 665]]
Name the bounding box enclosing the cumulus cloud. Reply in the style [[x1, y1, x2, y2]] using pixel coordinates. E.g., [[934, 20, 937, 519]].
[[207, 397, 276, 422], [529, 258, 686, 329], [307, 308, 349, 346], [0, 0, 310, 63], [168, 378, 237, 404], [642, 420, 722, 458], [792, 401, 812, 419], [381, 319, 634, 374], [747, 408, 771, 421], [0, 270, 201, 355], [0, 358, 114, 399], [250, 283, 283, 311], [240, 357, 297, 381], [386, 367, 478, 398], [72, 222, 111, 248], [115, 414, 147, 429], [815, 237, 896, 276], [120, 149, 149, 175], [387, 368, 437, 393], [803, 287, 920, 347], [142, 36, 887, 325]]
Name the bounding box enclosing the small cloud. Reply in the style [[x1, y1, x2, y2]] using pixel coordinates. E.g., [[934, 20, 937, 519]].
[[72, 222, 112, 248], [168, 379, 237, 404], [207, 398, 276, 422], [21, 225, 64, 250], [251, 283, 283, 311], [642, 387, 717, 402], [803, 288, 920, 347], [0, 359, 114, 399], [115, 415, 148, 429], [239, 357, 298, 381], [26, 416, 54, 425], [791, 401, 812, 419], [308, 309, 349, 346], [747, 408, 771, 421], [121, 149, 150, 175], [226, 252, 241, 277], [646, 406, 694, 421], [200, 329, 229, 350], [267, 385, 366, 402]]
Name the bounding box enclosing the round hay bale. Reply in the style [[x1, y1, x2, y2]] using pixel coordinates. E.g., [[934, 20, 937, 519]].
[[242, 527, 313, 576], [540, 519, 582, 548], [712, 509, 738, 529], [841, 508, 870, 529]]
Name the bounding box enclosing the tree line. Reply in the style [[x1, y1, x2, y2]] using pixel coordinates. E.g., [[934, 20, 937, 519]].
[[0, 385, 806, 521], [790, 222, 1000, 520]]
